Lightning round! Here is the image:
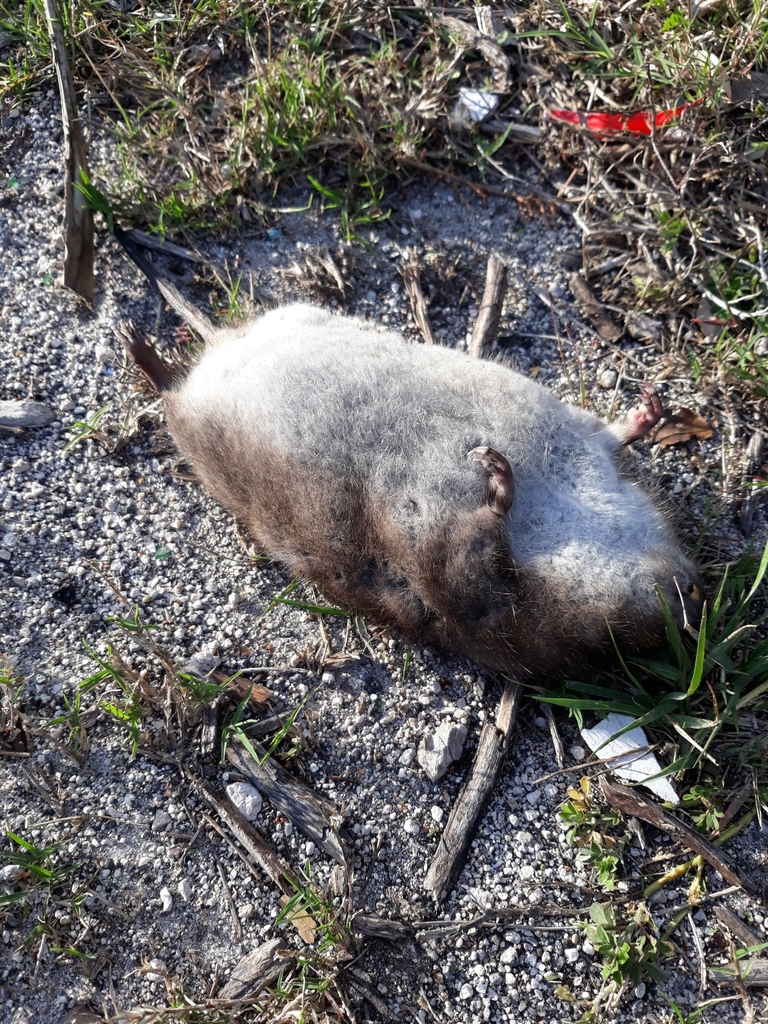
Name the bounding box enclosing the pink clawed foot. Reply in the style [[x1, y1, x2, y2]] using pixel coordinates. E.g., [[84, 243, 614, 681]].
[[618, 385, 663, 446], [469, 446, 515, 516]]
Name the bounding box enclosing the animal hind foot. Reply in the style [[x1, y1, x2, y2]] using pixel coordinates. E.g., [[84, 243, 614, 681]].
[[613, 384, 663, 446], [469, 446, 515, 516], [114, 320, 174, 393]]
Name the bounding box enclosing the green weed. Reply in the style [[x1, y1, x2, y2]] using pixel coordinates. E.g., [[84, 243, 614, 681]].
[[62, 404, 111, 453], [559, 776, 631, 891], [0, 831, 80, 909], [585, 900, 673, 987], [541, 539, 768, 791]]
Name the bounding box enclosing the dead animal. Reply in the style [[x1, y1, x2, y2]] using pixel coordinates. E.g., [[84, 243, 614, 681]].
[[115, 237, 701, 677]]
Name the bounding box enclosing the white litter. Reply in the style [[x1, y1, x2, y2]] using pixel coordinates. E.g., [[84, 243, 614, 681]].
[[458, 87, 499, 122], [580, 712, 679, 805]]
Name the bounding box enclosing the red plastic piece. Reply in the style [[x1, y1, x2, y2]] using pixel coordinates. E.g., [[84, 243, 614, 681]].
[[549, 99, 701, 136]]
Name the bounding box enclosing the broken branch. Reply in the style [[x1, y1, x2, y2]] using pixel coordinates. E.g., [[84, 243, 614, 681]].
[[424, 678, 521, 904]]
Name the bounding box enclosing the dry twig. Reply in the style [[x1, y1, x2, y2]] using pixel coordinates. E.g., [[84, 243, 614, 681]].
[[399, 250, 437, 345], [43, 0, 94, 302], [424, 678, 521, 904], [600, 778, 757, 894], [469, 255, 508, 359]]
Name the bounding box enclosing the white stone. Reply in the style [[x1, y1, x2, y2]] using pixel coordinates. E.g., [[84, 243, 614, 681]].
[[417, 721, 468, 782], [398, 747, 415, 766], [226, 781, 263, 821], [525, 790, 541, 806], [564, 947, 579, 963], [159, 887, 173, 912], [177, 878, 192, 902], [582, 939, 594, 955], [599, 368, 618, 389], [634, 982, 646, 998], [403, 818, 420, 836], [0, 400, 55, 428], [0, 864, 24, 885], [145, 958, 167, 983], [459, 983, 474, 1001], [430, 805, 443, 823], [500, 947, 516, 965]]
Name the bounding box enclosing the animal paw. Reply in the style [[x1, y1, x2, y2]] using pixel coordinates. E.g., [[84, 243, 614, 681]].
[[618, 385, 663, 445], [469, 446, 515, 516]]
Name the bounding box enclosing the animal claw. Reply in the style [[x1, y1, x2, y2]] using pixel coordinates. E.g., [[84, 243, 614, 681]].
[[469, 446, 515, 516]]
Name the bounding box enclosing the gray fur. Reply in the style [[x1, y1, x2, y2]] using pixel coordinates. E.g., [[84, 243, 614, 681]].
[[123, 300, 701, 676]]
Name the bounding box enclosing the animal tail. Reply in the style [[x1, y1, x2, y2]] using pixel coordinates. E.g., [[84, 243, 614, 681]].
[[114, 320, 175, 393], [115, 227, 219, 345]]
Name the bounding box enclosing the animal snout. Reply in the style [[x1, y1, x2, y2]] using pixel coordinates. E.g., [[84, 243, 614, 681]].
[[658, 564, 704, 631]]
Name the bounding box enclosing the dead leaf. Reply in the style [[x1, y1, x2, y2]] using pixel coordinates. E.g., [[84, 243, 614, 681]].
[[650, 409, 714, 448], [279, 895, 318, 944], [323, 651, 365, 670]]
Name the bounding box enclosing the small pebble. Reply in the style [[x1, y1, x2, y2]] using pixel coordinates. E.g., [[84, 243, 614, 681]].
[[145, 958, 167, 983], [159, 887, 173, 913], [177, 878, 192, 902], [403, 818, 420, 836], [152, 809, 171, 831]]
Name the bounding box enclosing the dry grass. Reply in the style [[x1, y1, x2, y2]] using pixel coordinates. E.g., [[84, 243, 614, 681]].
[[1, 1, 766, 415]]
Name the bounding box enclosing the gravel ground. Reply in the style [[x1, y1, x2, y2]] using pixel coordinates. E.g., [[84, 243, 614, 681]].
[[1, 94, 766, 1024]]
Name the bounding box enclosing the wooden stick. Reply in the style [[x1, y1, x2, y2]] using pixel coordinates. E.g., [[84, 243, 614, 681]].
[[186, 774, 298, 894], [568, 273, 622, 342], [199, 696, 220, 758], [740, 430, 764, 536], [469, 256, 508, 360], [715, 906, 761, 949], [351, 913, 413, 941], [226, 739, 350, 864], [424, 678, 521, 904], [43, 0, 94, 302], [399, 250, 437, 344], [600, 777, 757, 894], [215, 854, 244, 941]]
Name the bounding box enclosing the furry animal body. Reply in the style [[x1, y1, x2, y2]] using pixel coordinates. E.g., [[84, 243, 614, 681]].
[[118, 249, 701, 676]]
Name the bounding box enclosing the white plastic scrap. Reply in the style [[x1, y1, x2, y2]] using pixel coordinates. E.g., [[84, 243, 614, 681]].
[[580, 712, 679, 805], [458, 87, 499, 122]]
